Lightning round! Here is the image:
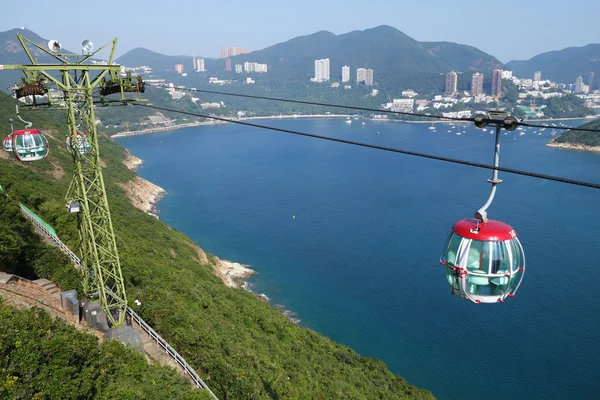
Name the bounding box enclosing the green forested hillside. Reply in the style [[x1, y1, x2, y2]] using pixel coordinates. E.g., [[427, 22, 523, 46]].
[[554, 118, 600, 146], [0, 300, 209, 399], [0, 91, 434, 398]]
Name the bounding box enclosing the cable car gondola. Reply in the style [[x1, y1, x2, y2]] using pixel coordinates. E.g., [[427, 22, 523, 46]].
[[66, 131, 91, 155], [12, 129, 49, 161], [440, 112, 525, 303], [3, 136, 13, 152], [441, 219, 525, 303]]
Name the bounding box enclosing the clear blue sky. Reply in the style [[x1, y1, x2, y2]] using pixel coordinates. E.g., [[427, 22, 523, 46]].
[[1, 0, 598, 62]]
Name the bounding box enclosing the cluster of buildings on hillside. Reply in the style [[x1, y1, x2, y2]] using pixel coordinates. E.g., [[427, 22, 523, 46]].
[[233, 62, 267, 73], [311, 59, 374, 86], [381, 68, 600, 118], [444, 70, 503, 98], [220, 47, 251, 58]]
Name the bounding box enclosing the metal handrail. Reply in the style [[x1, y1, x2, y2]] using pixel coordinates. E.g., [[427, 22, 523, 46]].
[[19, 204, 218, 399]]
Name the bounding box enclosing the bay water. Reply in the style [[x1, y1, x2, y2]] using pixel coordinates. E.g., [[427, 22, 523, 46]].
[[116, 118, 600, 399]]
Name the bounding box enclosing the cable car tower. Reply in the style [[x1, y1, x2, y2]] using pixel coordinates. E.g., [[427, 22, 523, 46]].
[[440, 112, 526, 304], [2, 34, 145, 327]]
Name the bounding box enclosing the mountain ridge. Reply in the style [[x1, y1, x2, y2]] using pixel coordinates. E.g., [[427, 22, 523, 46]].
[[506, 43, 600, 85]]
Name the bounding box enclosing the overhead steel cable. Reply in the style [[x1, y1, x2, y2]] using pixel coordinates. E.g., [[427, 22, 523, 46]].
[[144, 83, 600, 133], [143, 83, 475, 122], [517, 120, 600, 133], [0, 91, 15, 104], [130, 103, 600, 190]]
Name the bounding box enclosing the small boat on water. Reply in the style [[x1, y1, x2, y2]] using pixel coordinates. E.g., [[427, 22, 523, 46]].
[[429, 122, 435, 130], [362, 122, 366, 126], [345, 118, 352, 124]]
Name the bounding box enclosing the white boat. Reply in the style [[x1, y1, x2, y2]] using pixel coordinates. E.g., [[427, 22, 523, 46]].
[[362, 122, 366, 126], [376, 131, 380, 135], [519, 131, 526, 136], [345, 118, 352, 124], [456, 132, 462, 135], [429, 123, 435, 130]]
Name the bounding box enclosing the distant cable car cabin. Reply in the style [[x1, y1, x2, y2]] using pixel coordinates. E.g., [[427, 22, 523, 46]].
[[66, 131, 91, 155], [440, 219, 525, 303], [12, 129, 49, 161], [3, 136, 13, 152]]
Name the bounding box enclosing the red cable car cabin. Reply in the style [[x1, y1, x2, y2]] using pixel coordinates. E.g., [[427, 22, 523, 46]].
[[3, 136, 12, 152], [12, 129, 49, 161], [440, 219, 525, 303]]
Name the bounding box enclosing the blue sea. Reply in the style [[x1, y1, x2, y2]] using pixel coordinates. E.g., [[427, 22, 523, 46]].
[[116, 118, 600, 400]]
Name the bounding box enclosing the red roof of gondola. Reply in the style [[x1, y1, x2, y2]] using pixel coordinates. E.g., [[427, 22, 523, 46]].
[[13, 129, 42, 135], [452, 219, 517, 241]]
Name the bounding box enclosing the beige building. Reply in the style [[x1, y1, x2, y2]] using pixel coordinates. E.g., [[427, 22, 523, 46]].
[[445, 71, 457, 95]]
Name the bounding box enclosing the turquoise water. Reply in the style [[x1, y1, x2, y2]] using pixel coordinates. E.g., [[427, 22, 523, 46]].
[[116, 119, 600, 399]]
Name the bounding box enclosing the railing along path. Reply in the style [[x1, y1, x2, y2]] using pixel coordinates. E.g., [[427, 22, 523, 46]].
[[19, 204, 218, 399]]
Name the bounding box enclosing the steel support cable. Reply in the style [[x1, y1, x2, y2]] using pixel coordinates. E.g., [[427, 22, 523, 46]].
[[144, 84, 600, 133], [517, 120, 600, 133], [0, 91, 15, 104], [143, 83, 475, 122], [131, 103, 600, 190]]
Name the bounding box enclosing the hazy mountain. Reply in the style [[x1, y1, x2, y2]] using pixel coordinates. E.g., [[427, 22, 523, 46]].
[[506, 44, 600, 86], [0, 28, 78, 92], [115, 48, 207, 73], [114, 25, 503, 92]]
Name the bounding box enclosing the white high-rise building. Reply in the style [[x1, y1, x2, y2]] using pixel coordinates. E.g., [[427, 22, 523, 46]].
[[314, 58, 330, 82], [243, 62, 268, 73], [235, 64, 242, 73], [357, 68, 374, 86], [357, 68, 367, 84], [342, 65, 350, 83], [534, 71, 542, 81], [196, 58, 205, 72], [366, 68, 374, 86], [575, 76, 585, 93]]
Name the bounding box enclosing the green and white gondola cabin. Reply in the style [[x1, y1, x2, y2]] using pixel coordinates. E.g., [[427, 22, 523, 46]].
[[12, 129, 49, 161], [440, 219, 526, 304], [3, 136, 13, 152], [66, 131, 91, 155]]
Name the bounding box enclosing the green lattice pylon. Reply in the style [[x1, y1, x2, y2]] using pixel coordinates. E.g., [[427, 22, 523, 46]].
[[3, 34, 144, 327]]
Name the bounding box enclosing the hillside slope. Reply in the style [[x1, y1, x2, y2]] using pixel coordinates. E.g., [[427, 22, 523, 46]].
[[506, 44, 600, 85], [0, 299, 208, 399], [0, 91, 434, 398], [549, 117, 600, 148]]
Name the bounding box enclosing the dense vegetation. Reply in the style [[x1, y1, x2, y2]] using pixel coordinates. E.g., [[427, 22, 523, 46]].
[[538, 95, 595, 118], [554, 118, 600, 146], [0, 300, 209, 399], [0, 91, 434, 398]]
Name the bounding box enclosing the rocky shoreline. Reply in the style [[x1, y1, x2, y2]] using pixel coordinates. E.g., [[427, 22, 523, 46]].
[[119, 150, 300, 323], [546, 138, 600, 153]]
